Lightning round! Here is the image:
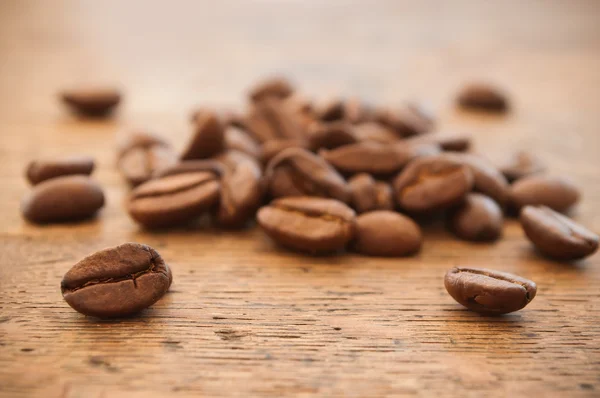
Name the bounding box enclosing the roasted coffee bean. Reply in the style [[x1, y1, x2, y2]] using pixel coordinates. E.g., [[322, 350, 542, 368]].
[[375, 105, 432, 137], [61, 243, 172, 318], [248, 76, 294, 102], [258, 99, 306, 140], [116, 131, 169, 159], [520, 205, 598, 260], [282, 93, 315, 116], [225, 126, 261, 159], [498, 151, 545, 182], [26, 155, 94, 185], [216, 152, 264, 227], [317, 98, 345, 121], [242, 104, 280, 143], [393, 155, 473, 213], [443, 153, 509, 206], [444, 267, 536, 314], [344, 97, 374, 124], [190, 107, 242, 128], [348, 173, 393, 213], [21, 175, 105, 223], [153, 159, 225, 179], [449, 194, 503, 242], [265, 148, 350, 203], [127, 172, 220, 228], [320, 141, 438, 176], [353, 122, 399, 144], [118, 144, 177, 186], [181, 110, 226, 160], [260, 139, 307, 165], [60, 87, 121, 117], [456, 83, 508, 112], [352, 211, 422, 257], [509, 175, 579, 213], [404, 132, 471, 152], [257, 196, 356, 254], [307, 121, 357, 150]]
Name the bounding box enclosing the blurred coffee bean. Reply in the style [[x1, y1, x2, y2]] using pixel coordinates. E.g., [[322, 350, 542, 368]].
[[154, 159, 225, 179], [260, 139, 308, 165], [509, 175, 579, 213], [375, 104, 432, 137], [265, 147, 350, 203], [224, 126, 261, 159], [60, 87, 121, 117], [449, 193, 503, 242], [404, 132, 471, 152], [353, 122, 399, 144], [257, 196, 356, 254], [181, 110, 226, 160], [353, 211, 422, 257], [498, 151, 546, 182], [26, 155, 94, 185], [348, 173, 393, 213], [394, 155, 473, 213], [457, 82, 508, 112], [520, 205, 598, 260], [307, 121, 357, 150], [21, 175, 104, 223], [248, 76, 294, 103]]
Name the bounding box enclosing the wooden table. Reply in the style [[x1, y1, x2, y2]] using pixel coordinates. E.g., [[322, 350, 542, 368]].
[[1, 1, 599, 396]]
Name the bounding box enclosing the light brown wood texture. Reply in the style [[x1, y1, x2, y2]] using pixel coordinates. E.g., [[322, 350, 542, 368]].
[[1, 1, 600, 397]]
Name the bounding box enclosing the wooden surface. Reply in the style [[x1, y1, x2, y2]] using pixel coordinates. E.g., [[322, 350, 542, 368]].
[[1, 1, 600, 397]]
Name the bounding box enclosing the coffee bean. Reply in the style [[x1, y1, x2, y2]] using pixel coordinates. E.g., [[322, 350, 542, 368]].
[[448, 194, 503, 242], [348, 173, 393, 213], [404, 132, 471, 152], [225, 126, 261, 159], [181, 110, 226, 160], [343, 97, 374, 124], [257, 196, 356, 254], [317, 98, 345, 121], [456, 83, 508, 112], [352, 211, 422, 257], [320, 141, 439, 177], [374, 105, 432, 137], [217, 153, 264, 227], [442, 153, 509, 206], [116, 131, 169, 159], [26, 155, 94, 185], [153, 159, 225, 179], [61, 243, 172, 318], [509, 175, 579, 213], [60, 87, 121, 117], [118, 144, 177, 187], [257, 98, 306, 140], [127, 172, 220, 228], [265, 147, 350, 203], [260, 139, 307, 165], [21, 175, 105, 223], [444, 267, 536, 314], [248, 76, 294, 102], [307, 121, 357, 150], [352, 122, 399, 144], [520, 205, 598, 260], [498, 151, 545, 182], [393, 155, 474, 212]]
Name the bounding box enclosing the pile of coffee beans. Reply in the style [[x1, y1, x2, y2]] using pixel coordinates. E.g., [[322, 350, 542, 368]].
[[23, 77, 600, 317]]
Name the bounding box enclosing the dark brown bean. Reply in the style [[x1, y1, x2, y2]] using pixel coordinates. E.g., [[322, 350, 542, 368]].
[[443, 153, 510, 206], [118, 145, 178, 186], [257, 196, 356, 254], [265, 147, 350, 203], [259, 139, 307, 165], [456, 83, 508, 112], [61, 243, 172, 318], [26, 155, 94, 185], [126, 172, 220, 228], [181, 110, 226, 160], [248, 76, 294, 102], [509, 175, 579, 213], [307, 121, 357, 150], [60, 87, 121, 117], [520, 205, 598, 260], [393, 155, 474, 213], [320, 141, 438, 177], [153, 159, 225, 179], [375, 105, 432, 137], [444, 267, 537, 314], [116, 131, 169, 159], [353, 211, 422, 257], [21, 175, 105, 223], [224, 126, 261, 159], [449, 194, 503, 242], [498, 151, 545, 182], [217, 153, 264, 228], [316, 98, 345, 121], [348, 173, 393, 214]]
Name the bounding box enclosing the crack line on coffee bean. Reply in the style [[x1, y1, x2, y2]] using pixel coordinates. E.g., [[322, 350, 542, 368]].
[[543, 208, 595, 246], [455, 268, 533, 301], [273, 205, 350, 224], [133, 177, 216, 199], [402, 166, 463, 194]]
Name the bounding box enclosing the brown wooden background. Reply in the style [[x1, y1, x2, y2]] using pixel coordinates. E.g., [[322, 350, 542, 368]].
[[1, 1, 599, 397]]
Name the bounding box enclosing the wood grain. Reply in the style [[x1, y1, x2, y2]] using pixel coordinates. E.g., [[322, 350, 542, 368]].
[[1, 0, 600, 396]]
